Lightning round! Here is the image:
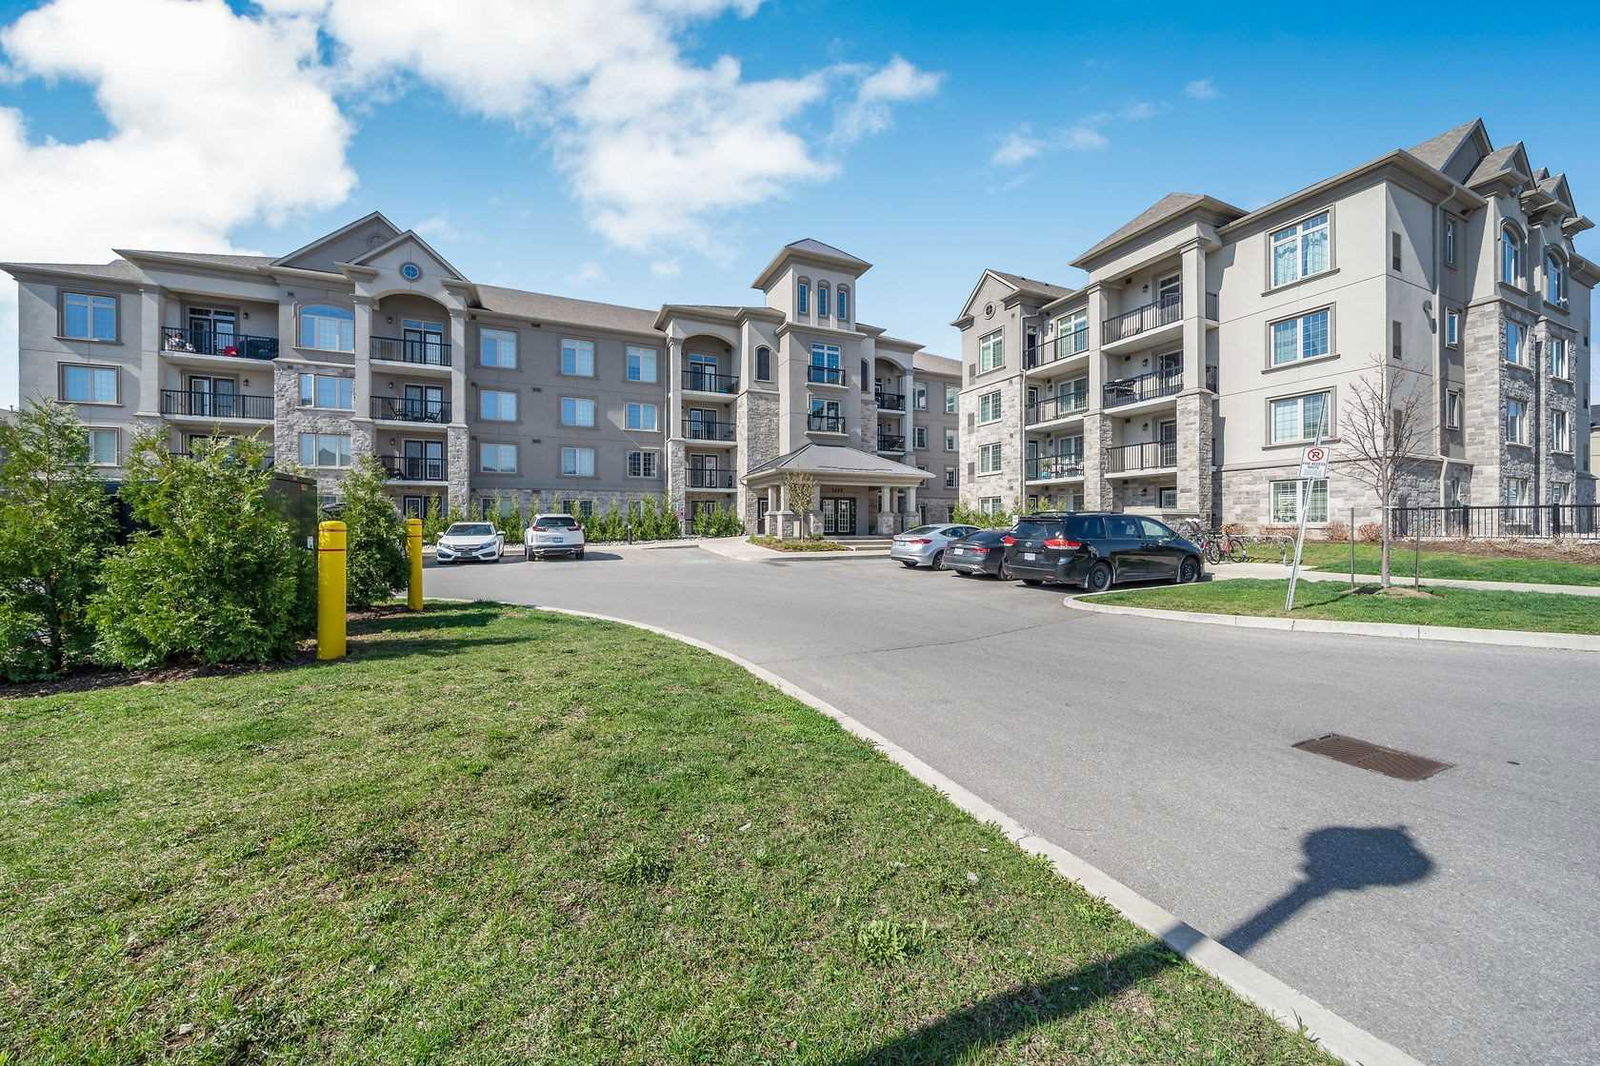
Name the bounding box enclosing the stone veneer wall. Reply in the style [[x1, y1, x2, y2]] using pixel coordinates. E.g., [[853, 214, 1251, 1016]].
[[959, 380, 1024, 508], [272, 363, 370, 500], [1175, 391, 1215, 521], [736, 389, 780, 530]]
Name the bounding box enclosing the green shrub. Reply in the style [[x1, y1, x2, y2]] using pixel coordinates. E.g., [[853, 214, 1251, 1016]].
[[0, 400, 116, 679], [89, 433, 313, 669], [692, 504, 745, 537], [341, 456, 407, 610], [421, 496, 446, 543], [951, 502, 1016, 529]]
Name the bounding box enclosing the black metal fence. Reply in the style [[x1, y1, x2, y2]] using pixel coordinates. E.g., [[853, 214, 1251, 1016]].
[[160, 388, 273, 420], [161, 326, 279, 360], [1392, 504, 1600, 541]]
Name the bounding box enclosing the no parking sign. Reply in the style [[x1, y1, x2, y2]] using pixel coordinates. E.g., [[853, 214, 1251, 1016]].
[[1299, 445, 1329, 480]]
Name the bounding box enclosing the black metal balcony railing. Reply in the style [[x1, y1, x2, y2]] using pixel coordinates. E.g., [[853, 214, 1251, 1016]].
[[807, 364, 846, 386], [1025, 389, 1089, 425], [684, 369, 739, 394], [683, 419, 736, 442], [807, 412, 846, 433], [161, 326, 279, 360], [688, 468, 735, 489], [160, 388, 273, 420], [170, 447, 275, 468], [370, 335, 451, 366], [876, 434, 906, 452], [370, 396, 451, 423], [1103, 367, 1183, 409], [380, 455, 446, 481], [1026, 454, 1085, 481], [875, 390, 905, 410], [1026, 325, 1090, 369], [1103, 293, 1182, 344], [1104, 440, 1178, 473]]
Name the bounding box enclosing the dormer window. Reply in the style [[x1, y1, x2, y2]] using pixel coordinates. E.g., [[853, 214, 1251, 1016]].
[[796, 279, 810, 315], [1545, 250, 1567, 305], [1500, 224, 1523, 284], [817, 282, 830, 319], [836, 286, 850, 324]]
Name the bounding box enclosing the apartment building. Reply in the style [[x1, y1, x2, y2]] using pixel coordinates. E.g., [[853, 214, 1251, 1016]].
[[5, 217, 959, 534], [956, 119, 1597, 527]]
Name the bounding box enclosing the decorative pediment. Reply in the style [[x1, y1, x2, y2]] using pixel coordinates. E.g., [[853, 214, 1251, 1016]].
[[271, 211, 400, 273], [348, 230, 466, 282]]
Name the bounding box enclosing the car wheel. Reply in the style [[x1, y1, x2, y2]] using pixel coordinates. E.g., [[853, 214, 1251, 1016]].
[[1085, 562, 1113, 593], [1021, 578, 1043, 586], [930, 550, 945, 571], [1178, 555, 1201, 584], [575, 549, 585, 560]]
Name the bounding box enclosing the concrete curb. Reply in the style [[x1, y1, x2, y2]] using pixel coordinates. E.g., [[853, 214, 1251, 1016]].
[[1065, 594, 1600, 651], [484, 599, 1426, 1066]]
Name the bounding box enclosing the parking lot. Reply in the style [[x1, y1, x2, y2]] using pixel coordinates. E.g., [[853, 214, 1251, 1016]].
[[430, 545, 1600, 1066]]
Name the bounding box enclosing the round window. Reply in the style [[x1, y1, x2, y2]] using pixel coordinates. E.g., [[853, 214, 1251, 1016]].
[[399, 262, 422, 281], [983, 302, 995, 319]]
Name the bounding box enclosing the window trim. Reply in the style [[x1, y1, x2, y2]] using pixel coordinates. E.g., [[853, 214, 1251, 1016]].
[[977, 441, 1003, 476], [976, 389, 1003, 425], [559, 337, 597, 378], [1266, 387, 1335, 447], [626, 449, 660, 479], [1504, 397, 1529, 446], [479, 388, 521, 423], [625, 401, 659, 431], [755, 345, 773, 382], [297, 371, 355, 411], [58, 362, 121, 406], [1270, 478, 1329, 524], [57, 290, 121, 343], [297, 431, 353, 469], [1549, 336, 1571, 381], [557, 394, 595, 428], [1544, 249, 1568, 307], [1266, 208, 1334, 291], [296, 303, 356, 353], [1502, 317, 1529, 367], [84, 425, 121, 467], [944, 384, 959, 414], [1552, 409, 1572, 453], [1445, 389, 1462, 430], [796, 277, 810, 316], [1499, 222, 1525, 286], [1264, 305, 1335, 370], [836, 285, 850, 324], [478, 441, 519, 474], [1444, 307, 1460, 349], [478, 326, 519, 369], [559, 445, 597, 477], [625, 345, 659, 383], [977, 329, 1005, 374], [1443, 215, 1457, 269]]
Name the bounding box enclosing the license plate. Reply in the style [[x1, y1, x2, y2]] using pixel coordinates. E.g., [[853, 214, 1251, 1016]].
[[953, 548, 966, 555], [1022, 552, 1036, 561]]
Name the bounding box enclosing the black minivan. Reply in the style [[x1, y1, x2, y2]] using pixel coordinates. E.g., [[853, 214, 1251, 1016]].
[[1004, 512, 1203, 591]]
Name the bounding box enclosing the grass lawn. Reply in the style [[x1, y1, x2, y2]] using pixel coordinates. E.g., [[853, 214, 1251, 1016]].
[[0, 603, 1335, 1064], [1292, 541, 1600, 586], [749, 535, 850, 552], [1096, 578, 1600, 634]]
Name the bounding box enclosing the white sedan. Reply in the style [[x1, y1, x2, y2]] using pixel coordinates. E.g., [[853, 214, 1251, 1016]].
[[434, 522, 505, 564], [525, 513, 586, 560]]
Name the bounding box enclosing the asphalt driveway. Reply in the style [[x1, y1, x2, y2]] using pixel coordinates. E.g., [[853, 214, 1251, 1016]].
[[429, 545, 1600, 1066]]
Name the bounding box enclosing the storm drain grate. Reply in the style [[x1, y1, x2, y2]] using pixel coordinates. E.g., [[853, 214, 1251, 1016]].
[[1292, 734, 1453, 781]]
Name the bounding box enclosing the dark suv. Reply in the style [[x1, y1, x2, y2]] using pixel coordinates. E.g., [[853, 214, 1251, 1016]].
[[1004, 512, 1203, 591]]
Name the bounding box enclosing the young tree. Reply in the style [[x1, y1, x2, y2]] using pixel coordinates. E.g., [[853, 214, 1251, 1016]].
[[782, 470, 817, 539], [341, 455, 408, 609], [0, 400, 115, 679], [1336, 354, 1433, 587]]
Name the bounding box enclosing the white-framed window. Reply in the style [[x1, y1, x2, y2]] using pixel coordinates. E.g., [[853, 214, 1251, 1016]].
[[1549, 337, 1570, 379], [1552, 482, 1569, 506], [1554, 409, 1572, 452], [914, 384, 928, 411], [978, 329, 1004, 373], [560, 446, 595, 477], [59, 364, 118, 404], [1056, 309, 1088, 354], [626, 346, 658, 383], [944, 384, 958, 413], [1443, 216, 1457, 268], [626, 402, 658, 431], [85, 427, 119, 466], [1503, 319, 1526, 365], [1506, 476, 1529, 506], [561, 338, 595, 376], [977, 390, 1002, 425], [480, 328, 518, 368], [298, 432, 351, 468], [1500, 224, 1523, 284], [945, 466, 957, 488], [978, 442, 1003, 474], [796, 278, 809, 315], [1545, 251, 1566, 304], [60, 292, 118, 341], [1270, 211, 1331, 287], [298, 304, 354, 352], [944, 428, 957, 451], [559, 396, 594, 427], [756, 346, 772, 381], [978, 496, 1004, 514], [836, 286, 850, 323], [1445, 308, 1460, 348], [1271, 479, 1328, 523], [297, 372, 353, 410], [1505, 397, 1528, 444], [1269, 307, 1331, 366], [1446, 389, 1462, 430], [480, 442, 517, 473], [913, 426, 928, 450], [817, 282, 830, 318], [627, 450, 659, 478], [1269, 390, 1330, 444], [481, 389, 519, 422]]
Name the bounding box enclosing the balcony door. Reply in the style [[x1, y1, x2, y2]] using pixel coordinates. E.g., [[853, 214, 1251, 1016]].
[[402, 319, 445, 365], [1156, 273, 1181, 308], [687, 407, 718, 440], [688, 353, 719, 391], [186, 375, 236, 417], [690, 453, 721, 488], [403, 383, 445, 422], [403, 438, 444, 480], [1158, 419, 1178, 467], [187, 306, 236, 355]]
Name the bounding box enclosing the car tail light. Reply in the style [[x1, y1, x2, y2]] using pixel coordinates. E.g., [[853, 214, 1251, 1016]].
[[906, 538, 931, 544], [1001, 535, 1015, 545], [531, 525, 549, 532], [1043, 537, 1082, 549], [968, 546, 989, 554]]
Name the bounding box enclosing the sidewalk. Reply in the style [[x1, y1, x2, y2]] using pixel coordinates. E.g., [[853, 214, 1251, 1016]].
[[1213, 561, 1600, 597]]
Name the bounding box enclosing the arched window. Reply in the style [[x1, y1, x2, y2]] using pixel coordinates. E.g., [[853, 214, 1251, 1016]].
[[1545, 250, 1567, 304], [836, 286, 850, 323], [299, 304, 354, 352], [796, 278, 810, 316], [1500, 224, 1523, 284], [755, 345, 772, 381], [817, 282, 830, 319]]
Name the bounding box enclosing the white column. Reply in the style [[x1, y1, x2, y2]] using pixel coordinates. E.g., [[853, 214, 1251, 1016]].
[[1180, 242, 1205, 391]]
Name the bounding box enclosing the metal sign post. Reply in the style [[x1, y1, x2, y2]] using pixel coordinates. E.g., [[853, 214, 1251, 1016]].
[[1285, 438, 1328, 612]]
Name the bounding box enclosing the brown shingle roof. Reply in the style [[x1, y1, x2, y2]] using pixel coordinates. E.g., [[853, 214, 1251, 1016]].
[[1407, 119, 1484, 170], [475, 284, 661, 335], [989, 270, 1076, 301]]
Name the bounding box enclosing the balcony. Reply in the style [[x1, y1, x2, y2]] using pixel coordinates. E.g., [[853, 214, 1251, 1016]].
[[160, 326, 279, 361], [370, 396, 451, 423], [1104, 440, 1177, 474], [684, 369, 739, 395], [1026, 454, 1084, 481], [1103, 368, 1182, 409], [1103, 293, 1181, 344], [1025, 389, 1089, 426], [807, 412, 846, 433], [688, 468, 735, 489], [160, 388, 273, 421], [1026, 325, 1090, 369], [683, 418, 736, 442], [380, 455, 446, 481], [371, 335, 451, 366], [875, 389, 905, 410], [807, 364, 846, 387], [876, 434, 906, 452]]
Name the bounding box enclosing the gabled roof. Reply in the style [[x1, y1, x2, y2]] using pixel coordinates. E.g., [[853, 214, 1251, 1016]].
[[989, 270, 1076, 302], [474, 285, 661, 335], [349, 228, 466, 281], [744, 442, 929, 482], [0, 259, 144, 283], [118, 250, 276, 271], [751, 238, 872, 290], [785, 238, 866, 264], [1464, 142, 1531, 189], [271, 210, 400, 271], [913, 351, 960, 376], [1538, 171, 1575, 210], [1407, 118, 1490, 173], [1071, 192, 1245, 269]]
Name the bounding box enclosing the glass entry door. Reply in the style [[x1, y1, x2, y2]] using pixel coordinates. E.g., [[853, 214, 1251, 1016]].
[[403, 438, 444, 480], [402, 319, 446, 364], [187, 307, 237, 354], [403, 383, 445, 421], [187, 375, 237, 416], [821, 497, 856, 536]]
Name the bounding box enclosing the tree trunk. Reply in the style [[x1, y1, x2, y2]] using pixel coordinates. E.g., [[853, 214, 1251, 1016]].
[[1379, 512, 1392, 588]]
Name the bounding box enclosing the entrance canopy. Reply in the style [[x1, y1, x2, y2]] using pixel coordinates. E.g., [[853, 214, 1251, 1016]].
[[743, 443, 930, 490]]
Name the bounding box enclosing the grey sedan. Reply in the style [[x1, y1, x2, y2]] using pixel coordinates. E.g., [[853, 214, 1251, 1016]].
[[890, 524, 981, 570]]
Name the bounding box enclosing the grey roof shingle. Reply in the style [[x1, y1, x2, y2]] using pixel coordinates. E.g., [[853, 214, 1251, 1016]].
[[0, 259, 145, 282], [989, 270, 1076, 301], [1407, 119, 1484, 170], [475, 285, 661, 335], [1072, 192, 1248, 265], [122, 250, 277, 269], [784, 238, 867, 265], [1464, 143, 1528, 187], [913, 351, 959, 376], [746, 442, 930, 479]]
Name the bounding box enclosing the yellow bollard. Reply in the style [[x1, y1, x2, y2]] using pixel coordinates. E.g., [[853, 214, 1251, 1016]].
[[317, 520, 347, 660], [405, 517, 423, 611]]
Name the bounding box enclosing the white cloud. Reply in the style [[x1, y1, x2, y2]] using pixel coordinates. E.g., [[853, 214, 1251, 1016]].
[[412, 215, 458, 241], [1184, 78, 1218, 100], [0, 0, 355, 407], [568, 260, 607, 285], [832, 55, 943, 145], [991, 122, 1104, 167], [1063, 125, 1110, 151], [649, 258, 681, 277], [992, 128, 1044, 167]]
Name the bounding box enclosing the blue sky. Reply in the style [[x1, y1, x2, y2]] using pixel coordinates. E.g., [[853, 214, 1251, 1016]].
[[4, 0, 1600, 406]]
